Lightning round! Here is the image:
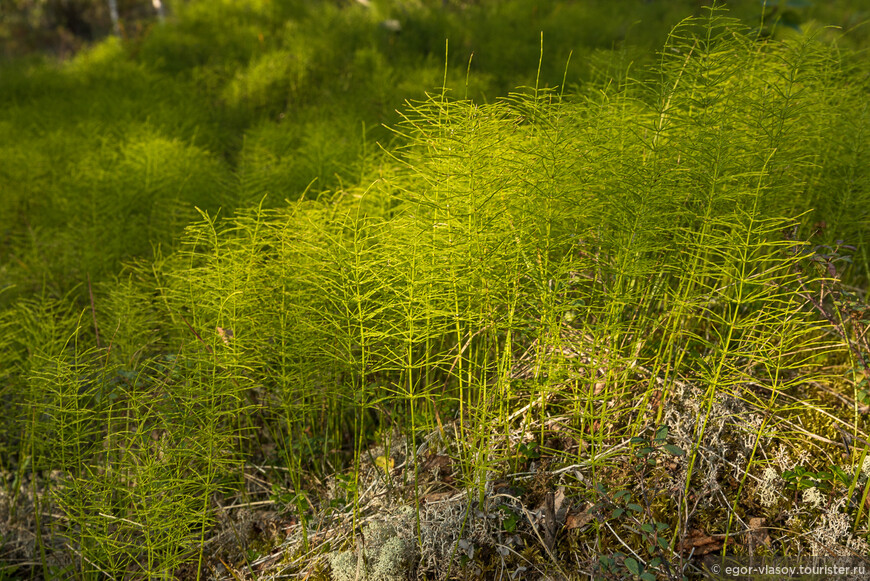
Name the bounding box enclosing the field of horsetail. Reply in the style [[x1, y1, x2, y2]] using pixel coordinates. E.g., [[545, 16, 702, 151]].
[[0, 1, 869, 579]]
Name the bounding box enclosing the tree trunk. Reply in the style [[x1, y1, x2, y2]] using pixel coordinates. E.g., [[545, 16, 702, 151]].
[[107, 0, 120, 36], [152, 0, 166, 21]]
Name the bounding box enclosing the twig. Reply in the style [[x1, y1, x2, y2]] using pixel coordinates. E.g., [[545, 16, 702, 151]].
[[178, 313, 213, 354], [744, 381, 870, 444], [64, 543, 111, 577], [498, 492, 568, 578], [87, 273, 101, 348]]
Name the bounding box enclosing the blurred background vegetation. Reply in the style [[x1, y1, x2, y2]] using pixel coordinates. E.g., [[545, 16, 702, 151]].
[[1, 0, 867, 306]]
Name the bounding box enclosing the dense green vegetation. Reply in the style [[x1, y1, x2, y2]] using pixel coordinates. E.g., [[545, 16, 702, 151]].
[[1, 1, 869, 579]]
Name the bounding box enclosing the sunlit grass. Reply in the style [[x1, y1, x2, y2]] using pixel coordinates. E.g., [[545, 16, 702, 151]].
[[0, 1, 868, 579]]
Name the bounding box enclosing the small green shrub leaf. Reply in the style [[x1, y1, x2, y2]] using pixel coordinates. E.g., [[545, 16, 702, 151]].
[[832, 466, 850, 484], [655, 425, 669, 441], [503, 512, 518, 533]]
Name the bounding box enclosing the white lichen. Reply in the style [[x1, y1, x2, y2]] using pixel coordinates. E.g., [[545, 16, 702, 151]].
[[802, 486, 824, 510], [327, 519, 415, 581], [758, 467, 781, 508], [809, 498, 870, 555]]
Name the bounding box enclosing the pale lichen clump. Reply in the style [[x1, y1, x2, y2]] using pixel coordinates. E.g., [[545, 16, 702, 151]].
[[758, 466, 781, 508], [809, 498, 870, 556], [328, 518, 415, 581], [417, 500, 497, 580], [661, 377, 771, 508], [326, 487, 511, 581], [801, 486, 824, 510]]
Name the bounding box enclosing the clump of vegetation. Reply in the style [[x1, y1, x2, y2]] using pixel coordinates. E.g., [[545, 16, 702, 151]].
[[0, 1, 869, 579]]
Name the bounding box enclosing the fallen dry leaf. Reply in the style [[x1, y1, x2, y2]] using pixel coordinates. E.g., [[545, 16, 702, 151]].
[[216, 326, 234, 345], [421, 491, 453, 504], [421, 454, 452, 473], [565, 509, 594, 530], [678, 529, 723, 556], [553, 486, 568, 523], [747, 517, 771, 551]]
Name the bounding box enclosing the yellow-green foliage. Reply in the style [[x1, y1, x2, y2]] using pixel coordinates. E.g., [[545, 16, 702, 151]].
[[0, 2, 868, 578]]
